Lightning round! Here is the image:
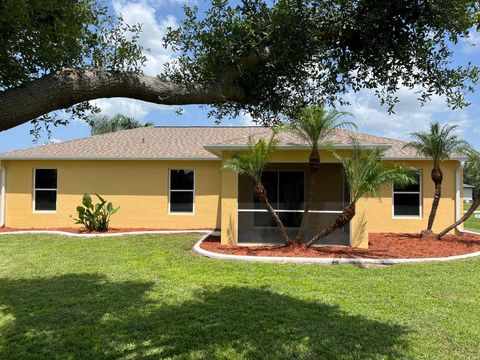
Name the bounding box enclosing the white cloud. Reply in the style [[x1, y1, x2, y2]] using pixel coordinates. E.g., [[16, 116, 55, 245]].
[[112, 0, 178, 76], [92, 98, 157, 119], [91, 97, 183, 120], [461, 30, 480, 54], [342, 85, 474, 140], [91, 1, 181, 120], [240, 112, 256, 126], [44, 138, 63, 145], [145, 0, 191, 8]]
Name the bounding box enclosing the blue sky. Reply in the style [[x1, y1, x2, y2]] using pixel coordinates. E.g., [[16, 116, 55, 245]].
[[1, 0, 479, 152]]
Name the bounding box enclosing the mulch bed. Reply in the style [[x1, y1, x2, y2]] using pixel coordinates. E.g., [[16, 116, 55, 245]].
[[0, 227, 212, 234], [200, 233, 480, 259]]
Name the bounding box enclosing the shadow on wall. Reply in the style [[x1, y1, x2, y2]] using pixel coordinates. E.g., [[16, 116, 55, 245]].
[[351, 210, 368, 247], [0, 274, 410, 359]]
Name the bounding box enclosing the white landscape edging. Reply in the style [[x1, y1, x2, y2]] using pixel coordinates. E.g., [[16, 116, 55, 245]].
[[0, 229, 213, 238], [192, 236, 480, 265]]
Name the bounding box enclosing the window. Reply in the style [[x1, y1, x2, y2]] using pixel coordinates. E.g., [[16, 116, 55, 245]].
[[393, 171, 421, 217], [254, 171, 304, 227], [34, 169, 57, 211], [169, 170, 194, 213]]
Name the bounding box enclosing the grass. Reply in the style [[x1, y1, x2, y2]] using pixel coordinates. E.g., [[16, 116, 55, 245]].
[[463, 203, 480, 232], [0, 234, 479, 359]]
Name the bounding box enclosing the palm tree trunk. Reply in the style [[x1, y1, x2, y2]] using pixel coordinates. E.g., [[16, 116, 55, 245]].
[[437, 192, 480, 238], [255, 183, 290, 244], [425, 168, 443, 233], [305, 203, 356, 247], [297, 149, 320, 242]]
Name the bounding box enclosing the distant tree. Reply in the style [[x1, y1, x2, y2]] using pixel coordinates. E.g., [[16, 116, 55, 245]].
[[438, 147, 480, 239], [464, 158, 480, 197], [87, 114, 153, 135], [404, 122, 468, 236], [306, 141, 417, 247], [284, 105, 355, 242]]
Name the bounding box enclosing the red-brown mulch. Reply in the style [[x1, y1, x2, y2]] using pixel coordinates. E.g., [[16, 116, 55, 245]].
[[0, 227, 213, 234], [200, 233, 480, 259]]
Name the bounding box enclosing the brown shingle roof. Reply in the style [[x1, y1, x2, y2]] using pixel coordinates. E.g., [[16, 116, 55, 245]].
[[0, 126, 455, 160]]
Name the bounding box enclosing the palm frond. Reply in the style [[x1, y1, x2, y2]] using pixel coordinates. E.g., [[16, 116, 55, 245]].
[[403, 121, 469, 168], [286, 105, 356, 150], [222, 133, 278, 184], [336, 140, 418, 203]]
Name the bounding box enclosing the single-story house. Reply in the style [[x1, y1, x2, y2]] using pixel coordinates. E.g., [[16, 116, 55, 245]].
[[0, 126, 466, 248], [463, 184, 474, 203]]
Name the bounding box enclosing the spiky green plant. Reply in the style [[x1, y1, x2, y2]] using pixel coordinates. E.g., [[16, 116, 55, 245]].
[[284, 105, 355, 241], [222, 132, 290, 244], [404, 122, 468, 234], [306, 140, 417, 247]]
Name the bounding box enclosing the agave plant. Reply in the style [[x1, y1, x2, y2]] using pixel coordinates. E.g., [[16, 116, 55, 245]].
[[75, 193, 120, 231]]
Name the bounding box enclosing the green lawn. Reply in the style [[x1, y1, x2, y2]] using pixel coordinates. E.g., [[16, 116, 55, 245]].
[[463, 203, 480, 232], [0, 234, 479, 359]]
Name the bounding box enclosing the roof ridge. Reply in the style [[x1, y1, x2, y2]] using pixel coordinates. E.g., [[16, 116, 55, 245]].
[[152, 125, 264, 128]]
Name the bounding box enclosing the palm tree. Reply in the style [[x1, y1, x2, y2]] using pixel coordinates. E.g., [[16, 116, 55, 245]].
[[285, 105, 355, 241], [306, 140, 417, 247], [438, 146, 478, 239], [88, 113, 153, 135], [403, 122, 468, 235], [222, 133, 290, 244]]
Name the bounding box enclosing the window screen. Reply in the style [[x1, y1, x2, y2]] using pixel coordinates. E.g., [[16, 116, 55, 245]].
[[34, 169, 57, 211], [393, 171, 421, 216], [169, 170, 194, 213]]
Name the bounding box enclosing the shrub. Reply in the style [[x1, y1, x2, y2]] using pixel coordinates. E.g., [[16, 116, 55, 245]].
[[75, 193, 120, 232]]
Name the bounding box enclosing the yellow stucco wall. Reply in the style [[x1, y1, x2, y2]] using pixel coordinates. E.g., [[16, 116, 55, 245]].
[[2, 154, 462, 249], [357, 160, 461, 236], [3, 160, 222, 229], [218, 151, 461, 248]]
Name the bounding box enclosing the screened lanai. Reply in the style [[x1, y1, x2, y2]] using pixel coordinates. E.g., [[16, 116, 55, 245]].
[[237, 163, 350, 245]]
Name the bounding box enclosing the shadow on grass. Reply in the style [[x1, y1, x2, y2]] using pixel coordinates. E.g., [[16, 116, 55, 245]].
[[0, 274, 411, 359]]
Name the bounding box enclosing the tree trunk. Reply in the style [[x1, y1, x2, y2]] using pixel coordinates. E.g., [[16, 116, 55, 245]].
[[0, 68, 246, 131], [425, 167, 443, 233], [437, 192, 480, 238], [305, 202, 356, 247], [296, 149, 320, 242], [255, 183, 290, 244]]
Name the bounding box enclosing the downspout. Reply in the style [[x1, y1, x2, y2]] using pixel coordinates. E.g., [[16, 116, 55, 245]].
[[0, 161, 5, 227], [455, 161, 465, 232]]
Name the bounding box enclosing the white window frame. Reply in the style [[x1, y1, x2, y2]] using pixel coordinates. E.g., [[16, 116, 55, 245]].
[[392, 169, 422, 219], [32, 168, 58, 213], [168, 169, 195, 215]]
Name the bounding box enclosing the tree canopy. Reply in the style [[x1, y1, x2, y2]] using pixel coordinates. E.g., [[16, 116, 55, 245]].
[[0, 0, 479, 131], [88, 114, 153, 135]]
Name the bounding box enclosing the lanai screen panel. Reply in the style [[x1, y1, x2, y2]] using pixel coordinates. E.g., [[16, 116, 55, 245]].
[[237, 163, 349, 245]]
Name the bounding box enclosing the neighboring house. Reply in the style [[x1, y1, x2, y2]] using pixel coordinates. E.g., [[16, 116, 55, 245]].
[[463, 183, 474, 203], [0, 126, 466, 248]]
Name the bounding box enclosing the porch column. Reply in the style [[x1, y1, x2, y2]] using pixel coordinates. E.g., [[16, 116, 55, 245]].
[[455, 161, 465, 234], [220, 166, 238, 245], [350, 200, 369, 248]]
